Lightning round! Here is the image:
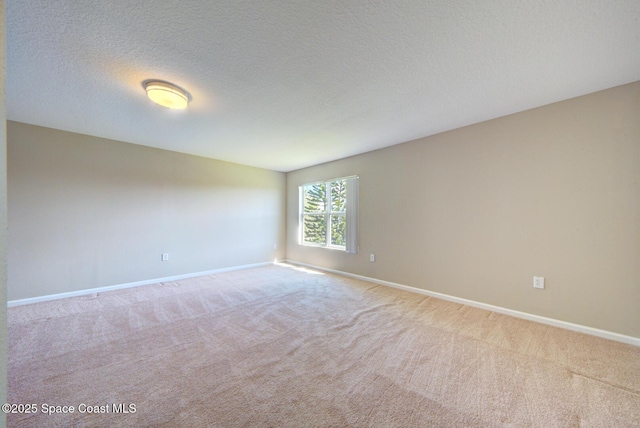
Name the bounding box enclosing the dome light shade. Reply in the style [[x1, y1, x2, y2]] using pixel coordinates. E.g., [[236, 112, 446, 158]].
[[145, 81, 189, 109]]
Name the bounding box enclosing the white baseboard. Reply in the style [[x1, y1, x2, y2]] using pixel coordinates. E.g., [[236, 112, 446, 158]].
[[283, 260, 640, 347], [7, 261, 273, 307]]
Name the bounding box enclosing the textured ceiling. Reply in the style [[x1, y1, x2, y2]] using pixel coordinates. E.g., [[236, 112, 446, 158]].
[[6, 1, 640, 172]]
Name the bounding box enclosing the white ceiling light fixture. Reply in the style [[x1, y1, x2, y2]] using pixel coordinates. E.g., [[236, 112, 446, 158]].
[[144, 80, 190, 109]]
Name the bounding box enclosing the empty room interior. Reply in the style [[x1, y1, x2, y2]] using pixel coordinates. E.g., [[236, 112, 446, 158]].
[[2, 1, 640, 426]]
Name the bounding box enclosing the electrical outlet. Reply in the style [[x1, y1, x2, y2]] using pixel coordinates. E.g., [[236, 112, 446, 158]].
[[370, 254, 375, 262], [162, 253, 169, 261], [533, 276, 544, 289]]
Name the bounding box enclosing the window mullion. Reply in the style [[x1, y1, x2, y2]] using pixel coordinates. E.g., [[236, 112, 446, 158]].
[[325, 181, 331, 247]]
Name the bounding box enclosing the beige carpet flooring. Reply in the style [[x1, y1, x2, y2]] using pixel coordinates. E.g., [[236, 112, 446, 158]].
[[7, 264, 640, 427]]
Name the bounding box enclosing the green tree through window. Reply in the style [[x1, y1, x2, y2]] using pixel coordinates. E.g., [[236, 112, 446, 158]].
[[302, 182, 327, 245]]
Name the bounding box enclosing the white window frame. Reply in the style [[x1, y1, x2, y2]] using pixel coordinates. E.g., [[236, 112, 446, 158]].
[[299, 176, 358, 253]]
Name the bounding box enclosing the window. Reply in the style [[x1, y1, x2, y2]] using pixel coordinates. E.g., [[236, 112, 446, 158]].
[[300, 176, 358, 253]]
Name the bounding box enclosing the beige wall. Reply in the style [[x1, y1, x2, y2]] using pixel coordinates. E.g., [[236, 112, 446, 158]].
[[7, 122, 286, 301], [1, 0, 8, 424], [286, 81, 640, 338]]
